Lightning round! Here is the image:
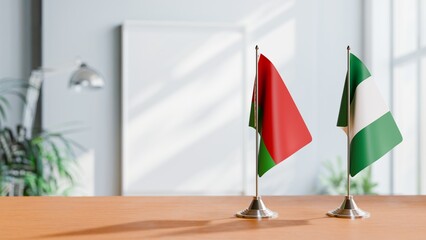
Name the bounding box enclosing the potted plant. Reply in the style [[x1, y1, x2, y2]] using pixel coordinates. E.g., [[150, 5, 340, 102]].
[[319, 156, 378, 195], [0, 78, 81, 196]]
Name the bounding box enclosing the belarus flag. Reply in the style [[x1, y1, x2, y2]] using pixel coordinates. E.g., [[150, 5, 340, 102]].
[[249, 54, 312, 177]]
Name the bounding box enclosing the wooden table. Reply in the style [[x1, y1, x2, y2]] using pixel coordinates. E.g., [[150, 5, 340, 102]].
[[1, 196, 425, 239]]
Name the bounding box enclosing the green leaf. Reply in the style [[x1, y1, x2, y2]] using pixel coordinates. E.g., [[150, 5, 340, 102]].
[[0, 122, 81, 196]]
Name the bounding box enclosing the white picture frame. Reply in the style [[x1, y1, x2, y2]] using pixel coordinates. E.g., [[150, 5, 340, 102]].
[[121, 21, 248, 195]]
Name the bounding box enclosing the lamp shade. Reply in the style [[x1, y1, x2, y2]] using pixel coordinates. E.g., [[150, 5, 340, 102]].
[[69, 63, 104, 90]]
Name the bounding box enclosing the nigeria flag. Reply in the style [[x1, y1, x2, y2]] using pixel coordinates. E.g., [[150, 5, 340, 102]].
[[337, 53, 403, 177]]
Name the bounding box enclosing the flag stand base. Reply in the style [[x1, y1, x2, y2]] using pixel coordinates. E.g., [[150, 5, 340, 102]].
[[327, 195, 370, 219], [236, 196, 278, 219]]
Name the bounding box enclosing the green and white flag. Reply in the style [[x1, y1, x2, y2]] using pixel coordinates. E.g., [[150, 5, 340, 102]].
[[337, 53, 403, 177]]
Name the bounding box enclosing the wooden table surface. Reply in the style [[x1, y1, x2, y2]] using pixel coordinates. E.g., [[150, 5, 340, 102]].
[[1, 196, 425, 239]]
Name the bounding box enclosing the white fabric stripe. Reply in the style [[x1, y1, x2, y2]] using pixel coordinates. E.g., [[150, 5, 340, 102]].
[[349, 76, 389, 141]]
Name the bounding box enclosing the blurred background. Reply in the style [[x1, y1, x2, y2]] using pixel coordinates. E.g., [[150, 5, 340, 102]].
[[0, 0, 424, 196]]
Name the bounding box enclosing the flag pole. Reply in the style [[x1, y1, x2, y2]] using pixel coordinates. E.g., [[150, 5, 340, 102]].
[[255, 45, 259, 198], [326, 46, 369, 219], [236, 45, 277, 219], [346, 45, 351, 197]]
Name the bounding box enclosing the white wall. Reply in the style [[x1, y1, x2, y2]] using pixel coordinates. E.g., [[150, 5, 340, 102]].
[[42, 0, 363, 195], [0, 0, 32, 127], [315, 0, 364, 191]]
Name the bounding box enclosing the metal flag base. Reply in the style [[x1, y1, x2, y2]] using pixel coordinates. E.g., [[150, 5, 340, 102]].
[[327, 195, 370, 219], [236, 196, 278, 219]]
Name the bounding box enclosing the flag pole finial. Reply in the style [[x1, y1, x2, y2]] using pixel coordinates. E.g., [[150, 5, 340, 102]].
[[347, 45, 351, 51]]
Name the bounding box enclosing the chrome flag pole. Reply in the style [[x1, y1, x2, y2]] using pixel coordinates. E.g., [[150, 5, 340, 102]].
[[236, 45, 277, 219], [327, 46, 369, 219], [255, 44, 260, 199]]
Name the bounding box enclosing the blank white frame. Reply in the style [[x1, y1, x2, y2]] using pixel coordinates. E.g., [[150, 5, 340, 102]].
[[121, 21, 248, 195]]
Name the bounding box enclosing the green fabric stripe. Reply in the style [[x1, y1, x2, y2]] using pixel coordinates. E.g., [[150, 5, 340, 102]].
[[350, 112, 403, 176], [349, 53, 372, 97], [337, 53, 372, 127], [258, 140, 276, 177], [249, 104, 275, 176]]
